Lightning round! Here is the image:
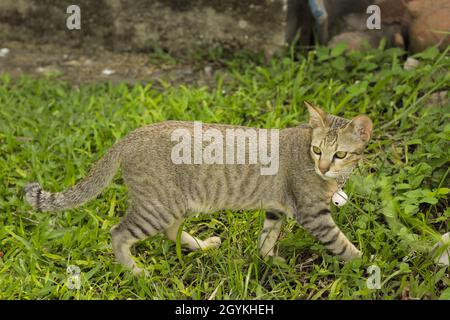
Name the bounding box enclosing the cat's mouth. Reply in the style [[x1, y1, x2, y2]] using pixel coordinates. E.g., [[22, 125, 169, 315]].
[[314, 168, 338, 181]]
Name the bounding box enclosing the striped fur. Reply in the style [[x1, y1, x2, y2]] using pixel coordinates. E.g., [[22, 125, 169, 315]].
[[24, 104, 372, 274]]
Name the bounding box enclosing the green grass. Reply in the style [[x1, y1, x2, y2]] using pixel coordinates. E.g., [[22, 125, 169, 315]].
[[0, 45, 449, 299]]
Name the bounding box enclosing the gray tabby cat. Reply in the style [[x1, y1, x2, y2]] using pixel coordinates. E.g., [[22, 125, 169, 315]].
[[24, 102, 373, 275]]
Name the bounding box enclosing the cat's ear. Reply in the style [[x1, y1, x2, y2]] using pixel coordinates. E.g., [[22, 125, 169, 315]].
[[347, 115, 373, 143], [304, 101, 327, 129]]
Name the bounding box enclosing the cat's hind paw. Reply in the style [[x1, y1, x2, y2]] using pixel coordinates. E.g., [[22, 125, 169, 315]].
[[132, 267, 149, 277], [263, 254, 286, 264], [203, 236, 222, 249]]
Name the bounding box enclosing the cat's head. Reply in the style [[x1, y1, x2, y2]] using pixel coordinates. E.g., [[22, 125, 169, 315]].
[[304, 101, 373, 181]]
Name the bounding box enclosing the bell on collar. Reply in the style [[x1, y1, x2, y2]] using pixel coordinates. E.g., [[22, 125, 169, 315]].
[[332, 189, 348, 207]]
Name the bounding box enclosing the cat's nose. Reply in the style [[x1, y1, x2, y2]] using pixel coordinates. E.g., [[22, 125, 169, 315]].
[[319, 166, 328, 174], [318, 161, 330, 174]]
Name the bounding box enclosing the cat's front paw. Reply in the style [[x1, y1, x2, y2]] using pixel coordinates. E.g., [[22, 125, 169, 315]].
[[340, 245, 363, 261], [348, 249, 363, 261]]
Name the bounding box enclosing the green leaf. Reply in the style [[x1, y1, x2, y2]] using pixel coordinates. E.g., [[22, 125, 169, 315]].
[[331, 43, 347, 57], [406, 139, 422, 145], [84, 264, 102, 281], [399, 262, 410, 273], [397, 183, 411, 190], [404, 189, 424, 199], [16, 167, 27, 178], [421, 197, 438, 205], [42, 253, 64, 260], [436, 188, 450, 195], [358, 61, 378, 71], [331, 57, 346, 71], [439, 288, 450, 300], [316, 47, 330, 61], [404, 204, 418, 215], [347, 81, 368, 96], [409, 175, 426, 188], [414, 46, 439, 60]]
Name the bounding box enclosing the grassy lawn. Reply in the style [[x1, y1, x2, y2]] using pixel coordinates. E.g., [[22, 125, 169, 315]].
[[0, 45, 449, 299]]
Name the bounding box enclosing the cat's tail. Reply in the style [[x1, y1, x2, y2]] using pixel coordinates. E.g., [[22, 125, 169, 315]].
[[24, 145, 122, 212]]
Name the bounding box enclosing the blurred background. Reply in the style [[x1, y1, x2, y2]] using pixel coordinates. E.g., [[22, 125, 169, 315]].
[[0, 0, 449, 85]]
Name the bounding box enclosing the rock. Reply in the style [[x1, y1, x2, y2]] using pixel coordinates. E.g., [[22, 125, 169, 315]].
[[204, 66, 213, 76], [407, 0, 425, 18], [408, 0, 450, 52], [328, 31, 379, 50], [377, 0, 409, 24], [404, 57, 419, 70], [0, 47, 10, 57], [83, 59, 94, 67], [342, 13, 368, 32], [35, 66, 62, 77], [101, 68, 115, 76], [425, 91, 448, 108], [322, 0, 409, 50]]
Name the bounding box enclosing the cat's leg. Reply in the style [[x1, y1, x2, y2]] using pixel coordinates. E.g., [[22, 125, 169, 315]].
[[301, 207, 361, 261], [259, 212, 284, 259], [111, 207, 162, 275], [165, 219, 221, 251], [110, 222, 143, 275]]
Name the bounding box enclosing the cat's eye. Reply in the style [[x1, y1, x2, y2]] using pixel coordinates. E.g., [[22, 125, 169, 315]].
[[312, 146, 321, 155], [335, 151, 347, 159]]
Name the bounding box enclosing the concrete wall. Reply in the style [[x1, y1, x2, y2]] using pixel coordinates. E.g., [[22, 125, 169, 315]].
[[0, 0, 312, 56]]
